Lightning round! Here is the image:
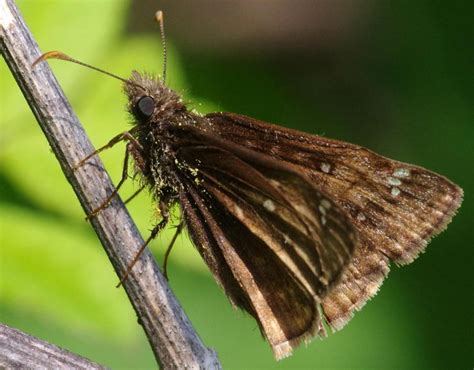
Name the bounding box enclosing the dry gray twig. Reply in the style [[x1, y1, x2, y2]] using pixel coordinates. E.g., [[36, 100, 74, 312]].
[[0, 324, 107, 370]]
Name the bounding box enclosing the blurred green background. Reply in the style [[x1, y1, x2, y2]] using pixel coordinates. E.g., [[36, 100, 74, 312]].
[[1, 1, 472, 369]]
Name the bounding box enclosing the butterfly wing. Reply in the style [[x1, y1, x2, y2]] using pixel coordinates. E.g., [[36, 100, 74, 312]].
[[204, 112, 463, 330], [169, 125, 356, 359]]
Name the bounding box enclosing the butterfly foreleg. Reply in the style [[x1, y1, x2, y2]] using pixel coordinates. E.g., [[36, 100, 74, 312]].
[[73, 130, 140, 170], [85, 134, 145, 218], [123, 185, 146, 205], [86, 143, 132, 219]]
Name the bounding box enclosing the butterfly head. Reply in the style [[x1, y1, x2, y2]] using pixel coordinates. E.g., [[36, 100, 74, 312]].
[[124, 71, 185, 125]]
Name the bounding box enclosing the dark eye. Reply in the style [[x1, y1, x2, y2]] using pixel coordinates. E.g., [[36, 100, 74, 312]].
[[136, 96, 155, 118]]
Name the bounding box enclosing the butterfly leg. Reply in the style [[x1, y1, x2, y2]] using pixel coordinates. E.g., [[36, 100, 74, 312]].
[[124, 185, 145, 205], [86, 144, 132, 219], [163, 220, 185, 280], [85, 131, 145, 218], [116, 199, 170, 287], [73, 130, 141, 170]]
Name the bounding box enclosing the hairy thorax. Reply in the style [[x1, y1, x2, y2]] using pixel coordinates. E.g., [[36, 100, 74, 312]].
[[123, 71, 205, 201]]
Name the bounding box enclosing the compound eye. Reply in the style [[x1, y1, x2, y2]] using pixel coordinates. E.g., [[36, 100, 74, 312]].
[[136, 96, 155, 118]]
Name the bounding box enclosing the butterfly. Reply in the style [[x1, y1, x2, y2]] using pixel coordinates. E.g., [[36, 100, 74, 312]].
[[33, 14, 463, 360]]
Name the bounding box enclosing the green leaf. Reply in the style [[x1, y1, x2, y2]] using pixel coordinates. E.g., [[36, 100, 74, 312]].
[[0, 204, 138, 340]]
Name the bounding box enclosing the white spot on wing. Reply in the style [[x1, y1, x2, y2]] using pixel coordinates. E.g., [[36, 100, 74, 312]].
[[320, 199, 332, 210], [320, 163, 331, 173], [388, 176, 402, 186], [357, 212, 366, 221], [393, 168, 411, 178], [442, 194, 453, 203], [318, 205, 327, 216], [263, 199, 276, 212], [391, 187, 401, 197]]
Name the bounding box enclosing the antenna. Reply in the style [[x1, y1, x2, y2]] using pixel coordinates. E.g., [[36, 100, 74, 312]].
[[32, 51, 145, 90], [155, 10, 167, 83]]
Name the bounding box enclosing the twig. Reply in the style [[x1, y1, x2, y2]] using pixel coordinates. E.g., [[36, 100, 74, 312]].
[[0, 323, 107, 370], [0, 1, 221, 369]]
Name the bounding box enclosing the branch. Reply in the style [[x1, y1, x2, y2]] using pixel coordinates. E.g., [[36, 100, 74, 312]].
[[0, 1, 221, 368], [0, 324, 107, 370]]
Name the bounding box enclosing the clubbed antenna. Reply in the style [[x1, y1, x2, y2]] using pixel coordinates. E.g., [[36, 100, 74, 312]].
[[155, 10, 167, 83], [32, 51, 145, 90]]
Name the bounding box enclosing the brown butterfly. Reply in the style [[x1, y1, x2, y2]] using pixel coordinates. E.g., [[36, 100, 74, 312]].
[[33, 12, 463, 360]]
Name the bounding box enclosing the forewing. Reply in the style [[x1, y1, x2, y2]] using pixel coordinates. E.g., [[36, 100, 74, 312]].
[[170, 125, 356, 358], [205, 112, 463, 330]]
